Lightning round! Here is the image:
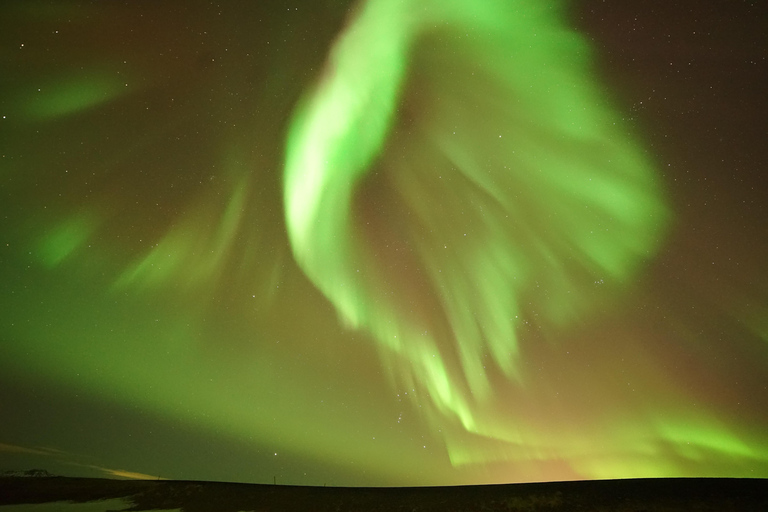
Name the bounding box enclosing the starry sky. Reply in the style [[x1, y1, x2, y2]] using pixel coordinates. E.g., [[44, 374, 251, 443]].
[[1, 0, 767, 487]]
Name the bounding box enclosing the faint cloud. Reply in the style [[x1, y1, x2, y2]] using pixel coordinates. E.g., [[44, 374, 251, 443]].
[[1, 441, 164, 481], [0, 443, 57, 456], [93, 466, 166, 480]]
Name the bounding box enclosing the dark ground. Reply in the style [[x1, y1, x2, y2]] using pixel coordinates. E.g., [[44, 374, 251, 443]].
[[0, 476, 766, 511]]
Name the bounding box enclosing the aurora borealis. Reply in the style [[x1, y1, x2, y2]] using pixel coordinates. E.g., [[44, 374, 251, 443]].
[[2, 0, 768, 487]]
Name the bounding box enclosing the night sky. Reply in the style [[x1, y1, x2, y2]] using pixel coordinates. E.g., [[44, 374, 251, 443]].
[[1, 0, 767, 487]]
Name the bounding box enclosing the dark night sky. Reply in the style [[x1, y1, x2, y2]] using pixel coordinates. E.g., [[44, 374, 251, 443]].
[[1, 0, 767, 486]]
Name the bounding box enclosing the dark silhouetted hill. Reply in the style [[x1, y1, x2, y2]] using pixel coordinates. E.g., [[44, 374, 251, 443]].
[[0, 475, 766, 511]]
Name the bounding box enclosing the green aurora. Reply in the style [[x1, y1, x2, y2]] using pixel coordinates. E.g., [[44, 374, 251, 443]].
[[285, 0, 669, 435], [1, 0, 767, 486]]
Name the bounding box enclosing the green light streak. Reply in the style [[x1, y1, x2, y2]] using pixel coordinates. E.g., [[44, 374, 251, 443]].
[[115, 176, 248, 291], [21, 69, 128, 121], [37, 211, 99, 268], [284, 0, 669, 444], [656, 419, 756, 459]]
